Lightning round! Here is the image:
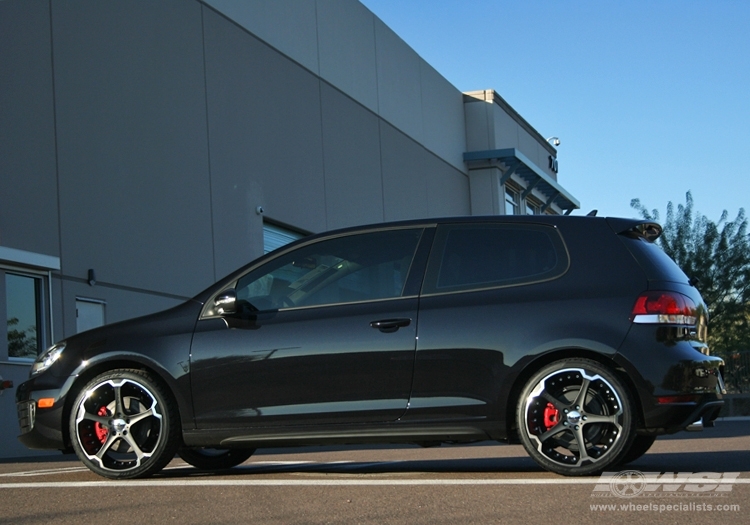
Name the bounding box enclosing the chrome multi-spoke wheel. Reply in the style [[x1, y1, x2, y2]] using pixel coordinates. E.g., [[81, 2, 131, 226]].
[[70, 369, 178, 479], [177, 447, 255, 470], [517, 359, 634, 476]]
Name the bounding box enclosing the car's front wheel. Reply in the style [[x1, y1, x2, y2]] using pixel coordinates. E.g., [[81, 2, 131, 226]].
[[69, 369, 179, 479], [177, 447, 255, 470], [517, 358, 635, 476]]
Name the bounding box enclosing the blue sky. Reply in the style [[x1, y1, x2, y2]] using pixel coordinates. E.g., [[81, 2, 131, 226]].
[[360, 0, 749, 222]]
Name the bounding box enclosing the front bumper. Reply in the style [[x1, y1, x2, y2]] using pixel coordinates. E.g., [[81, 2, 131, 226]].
[[16, 399, 67, 449], [15, 374, 72, 451]]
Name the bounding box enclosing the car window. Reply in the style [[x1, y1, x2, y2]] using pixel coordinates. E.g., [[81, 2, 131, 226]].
[[422, 223, 568, 294], [234, 228, 423, 311]]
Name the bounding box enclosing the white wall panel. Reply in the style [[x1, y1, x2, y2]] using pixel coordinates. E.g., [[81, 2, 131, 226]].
[[491, 104, 520, 150], [203, 8, 326, 277], [380, 124, 429, 222], [52, 0, 214, 298], [204, 0, 320, 74], [321, 84, 384, 229], [0, 0, 58, 256], [517, 126, 542, 170], [464, 100, 492, 152], [426, 155, 471, 217], [317, 0, 379, 112], [210, 0, 471, 174], [420, 61, 466, 172], [374, 18, 424, 144]]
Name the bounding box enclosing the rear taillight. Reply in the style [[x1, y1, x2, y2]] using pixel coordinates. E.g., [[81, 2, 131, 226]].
[[631, 291, 697, 325]]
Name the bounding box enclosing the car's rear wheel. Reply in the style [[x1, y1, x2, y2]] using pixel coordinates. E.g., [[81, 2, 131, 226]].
[[617, 435, 656, 465], [69, 369, 179, 479], [517, 358, 635, 476], [177, 447, 255, 470]]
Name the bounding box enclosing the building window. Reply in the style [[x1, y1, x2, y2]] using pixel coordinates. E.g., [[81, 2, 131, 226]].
[[1, 247, 58, 362], [526, 200, 540, 215], [5, 272, 42, 359], [263, 222, 305, 254], [505, 187, 519, 215]]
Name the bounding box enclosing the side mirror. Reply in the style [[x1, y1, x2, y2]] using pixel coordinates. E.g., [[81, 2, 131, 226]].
[[214, 290, 237, 316]]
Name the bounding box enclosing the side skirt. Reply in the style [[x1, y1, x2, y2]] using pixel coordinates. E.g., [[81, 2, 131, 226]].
[[182, 422, 493, 449]]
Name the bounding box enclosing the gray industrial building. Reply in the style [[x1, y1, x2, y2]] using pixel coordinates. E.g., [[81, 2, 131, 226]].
[[0, 0, 579, 458]]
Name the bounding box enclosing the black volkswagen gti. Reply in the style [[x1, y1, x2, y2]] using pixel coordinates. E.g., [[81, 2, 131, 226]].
[[16, 215, 725, 479]]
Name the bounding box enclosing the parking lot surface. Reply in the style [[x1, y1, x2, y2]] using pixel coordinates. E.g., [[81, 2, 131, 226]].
[[1, 420, 748, 524]]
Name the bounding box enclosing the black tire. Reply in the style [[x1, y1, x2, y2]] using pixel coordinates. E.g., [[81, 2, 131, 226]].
[[178, 447, 255, 470], [617, 435, 656, 465], [516, 358, 635, 476], [69, 369, 179, 479]]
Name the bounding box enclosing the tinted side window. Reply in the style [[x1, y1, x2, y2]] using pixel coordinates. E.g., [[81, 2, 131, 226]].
[[423, 223, 568, 294], [234, 228, 423, 310]]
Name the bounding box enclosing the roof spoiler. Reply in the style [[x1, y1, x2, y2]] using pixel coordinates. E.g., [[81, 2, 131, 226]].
[[606, 218, 663, 242]]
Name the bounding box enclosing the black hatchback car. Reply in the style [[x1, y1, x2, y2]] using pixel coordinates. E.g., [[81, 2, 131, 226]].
[[17, 215, 725, 478]]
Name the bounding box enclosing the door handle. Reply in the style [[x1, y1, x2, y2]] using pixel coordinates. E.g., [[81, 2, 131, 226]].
[[370, 318, 411, 333]]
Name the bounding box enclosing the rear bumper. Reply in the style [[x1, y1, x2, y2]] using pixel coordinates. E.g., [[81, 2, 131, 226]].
[[616, 328, 725, 435], [634, 398, 724, 436]]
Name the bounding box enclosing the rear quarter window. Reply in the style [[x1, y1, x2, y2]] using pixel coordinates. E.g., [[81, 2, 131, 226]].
[[422, 223, 569, 294]]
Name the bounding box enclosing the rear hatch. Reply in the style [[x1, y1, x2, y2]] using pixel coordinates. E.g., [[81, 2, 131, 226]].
[[607, 218, 709, 347]]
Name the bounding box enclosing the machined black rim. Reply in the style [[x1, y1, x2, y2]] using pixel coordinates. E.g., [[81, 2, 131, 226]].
[[74, 378, 164, 472], [523, 367, 625, 468]]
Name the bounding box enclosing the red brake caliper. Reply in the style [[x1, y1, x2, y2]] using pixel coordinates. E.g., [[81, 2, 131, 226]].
[[543, 403, 559, 430], [94, 406, 110, 443]]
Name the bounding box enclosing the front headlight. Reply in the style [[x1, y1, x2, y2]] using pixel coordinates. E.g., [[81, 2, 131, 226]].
[[30, 343, 66, 376]]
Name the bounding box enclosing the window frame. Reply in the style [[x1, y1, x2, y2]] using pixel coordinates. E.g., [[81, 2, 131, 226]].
[[525, 199, 541, 215], [504, 186, 520, 215], [1, 265, 52, 363]]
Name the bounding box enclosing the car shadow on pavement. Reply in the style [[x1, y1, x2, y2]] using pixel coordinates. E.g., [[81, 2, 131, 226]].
[[626, 450, 750, 473], [658, 419, 750, 440], [158, 456, 543, 477], [155, 449, 750, 479]]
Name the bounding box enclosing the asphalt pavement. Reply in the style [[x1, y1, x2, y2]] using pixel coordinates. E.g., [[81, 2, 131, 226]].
[[1, 419, 748, 524]]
